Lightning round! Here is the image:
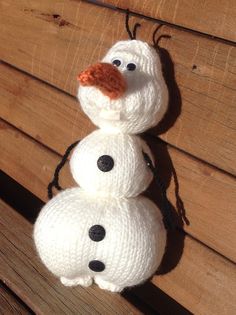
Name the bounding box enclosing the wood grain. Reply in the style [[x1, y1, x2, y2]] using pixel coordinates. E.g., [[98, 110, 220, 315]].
[[0, 282, 32, 315], [0, 1, 235, 174], [100, 0, 236, 42], [0, 120, 75, 202], [0, 201, 142, 315], [154, 235, 236, 315], [0, 66, 235, 262], [1, 196, 235, 315]]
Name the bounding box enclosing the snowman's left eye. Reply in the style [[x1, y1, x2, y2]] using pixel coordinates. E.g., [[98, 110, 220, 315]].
[[112, 59, 122, 67], [126, 63, 136, 71]]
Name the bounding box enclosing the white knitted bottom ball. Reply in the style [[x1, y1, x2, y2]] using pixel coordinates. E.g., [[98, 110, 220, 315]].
[[34, 188, 166, 292]]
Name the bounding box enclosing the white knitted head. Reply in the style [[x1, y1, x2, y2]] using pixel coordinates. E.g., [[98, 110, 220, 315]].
[[78, 40, 168, 134]]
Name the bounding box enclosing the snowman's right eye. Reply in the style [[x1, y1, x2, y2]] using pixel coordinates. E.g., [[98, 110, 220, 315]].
[[112, 58, 122, 67]]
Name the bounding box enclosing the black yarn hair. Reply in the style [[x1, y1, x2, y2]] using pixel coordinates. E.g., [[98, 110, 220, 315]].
[[47, 140, 80, 199], [125, 9, 141, 40], [143, 151, 176, 230], [152, 24, 171, 49]]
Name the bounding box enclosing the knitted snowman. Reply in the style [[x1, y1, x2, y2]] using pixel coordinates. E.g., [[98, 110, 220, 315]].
[[34, 39, 168, 292]]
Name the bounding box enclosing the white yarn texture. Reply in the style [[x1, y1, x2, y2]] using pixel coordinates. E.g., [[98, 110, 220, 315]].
[[34, 188, 166, 292], [78, 40, 168, 134], [34, 40, 168, 292], [70, 129, 154, 197]]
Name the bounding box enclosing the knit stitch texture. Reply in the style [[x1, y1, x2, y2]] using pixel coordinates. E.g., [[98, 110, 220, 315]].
[[78, 62, 127, 100], [70, 129, 154, 197], [78, 40, 168, 134], [34, 188, 166, 292], [34, 39, 168, 292]]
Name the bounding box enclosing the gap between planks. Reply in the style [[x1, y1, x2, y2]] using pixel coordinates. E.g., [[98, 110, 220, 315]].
[[0, 281, 33, 315]]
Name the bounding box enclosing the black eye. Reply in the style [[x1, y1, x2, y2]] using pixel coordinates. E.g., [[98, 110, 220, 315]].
[[126, 63, 136, 71], [112, 59, 121, 67]]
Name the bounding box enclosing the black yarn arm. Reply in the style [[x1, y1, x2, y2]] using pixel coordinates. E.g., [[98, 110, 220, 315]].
[[143, 151, 175, 230], [47, 140, 80, 199]]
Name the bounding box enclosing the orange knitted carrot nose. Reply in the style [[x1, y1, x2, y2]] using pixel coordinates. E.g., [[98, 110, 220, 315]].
[[78, 63, 126, 100]]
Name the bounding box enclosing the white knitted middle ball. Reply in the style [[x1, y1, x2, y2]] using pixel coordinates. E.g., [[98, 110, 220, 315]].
[[70, 129, 154, 197], [34, 187, 166, 292]]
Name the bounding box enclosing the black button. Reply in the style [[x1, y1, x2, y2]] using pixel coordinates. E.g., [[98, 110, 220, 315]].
[[88, 260, 105, 272], [89, 225, 106, 242], [97, 155, 114, 172]]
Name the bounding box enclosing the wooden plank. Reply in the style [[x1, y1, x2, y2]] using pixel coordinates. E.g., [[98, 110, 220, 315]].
[[0, 201, 142, 315], [0, 64, 95, 154], [0, 282, 33, 315], [146, 135, 236, 264], [0, 1, 235, 174], [1, 196, 236, 315], [0, 67, 235, 263], [0, 120, 75, 202], [153, 235, 236, 315], [0, 63, 94, 155], [100, 0, 236, 42]]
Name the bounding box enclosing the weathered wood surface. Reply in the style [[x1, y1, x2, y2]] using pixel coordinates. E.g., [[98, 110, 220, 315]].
[[100, 0, 236, 42], [0, 62, 93, 155], [0, 282, 32, 315], [0, 199, 142, 315], [0, 120, 75, 202], [1, 193, 236, 315], [0, 65, 235, 262], [154, 235, 236, 315], [0, 1, 236, 175]]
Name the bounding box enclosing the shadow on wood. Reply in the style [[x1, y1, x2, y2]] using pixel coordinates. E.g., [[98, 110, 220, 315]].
[[143, 136, 187, 275], [0, 170, 43, 223], [142, 44, 188, 275], [151, 44, 182, 135], [126, 281, 194, 315]]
